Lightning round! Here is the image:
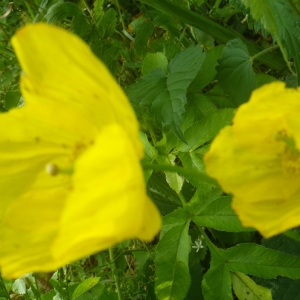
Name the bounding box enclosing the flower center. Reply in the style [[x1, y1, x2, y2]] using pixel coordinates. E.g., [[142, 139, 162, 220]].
[[282, 147, 300, 176], [275, 129, 300, 176]]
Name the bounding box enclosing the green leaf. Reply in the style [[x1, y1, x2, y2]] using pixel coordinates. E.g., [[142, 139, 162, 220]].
[[93, 0, 104, 19], [147, 172, 182, 215], [45, 3, 88, 37], [216, 39, 257, 106], [139, 0, 287, 71], [157, 154, 184, 194], [205, 84, 235, 108], [127, 46, 205, 141], [176, 109, 235, 152], [96, 8, 117, 39], [142, 52, 168, 75], [231, 272, 272, 300], [193, 196, 254, 232], [161, 208, 191, 236], [225, 243, 300, 279], [241, 0, 300, 84], [71, 278, 101, 300], [202, 264, 233, 300], [4, 91, 21, 110], [188, 45, 225, 93], [11, 278, 26, 295], [155, 222, 191, 300]]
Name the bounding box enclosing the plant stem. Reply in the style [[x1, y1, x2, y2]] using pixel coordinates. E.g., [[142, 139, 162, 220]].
[[109, 247, 123, 300], [114, 0, 126, 32], [141, 162, 218, 186], [251, 45, 280, 62], [178, 192, 187, 206]]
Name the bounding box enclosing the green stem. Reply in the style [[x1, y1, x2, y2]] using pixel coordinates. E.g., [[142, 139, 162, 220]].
[[139, 0, 287, 71], [283, 229, 300, 242], [109, 247, 123, 300], [178, 192, 187, 206], [114, 0, 126, 32], [0, 274, 10, 299], [141, 162, 217, 186], [251, 45, 280, 62]]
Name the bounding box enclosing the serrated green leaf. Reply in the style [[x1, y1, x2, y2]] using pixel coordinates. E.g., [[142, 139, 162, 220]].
[[127, 46, 205, 141], [192, 94, 218, 117], [161, 208, 191, 236], [188, 45, 225, 93], [231, 272, 272, 300], [142, 52, 168, 75], [155, 222, 191, 300], [45, 3, 88, 37], [193, 196, 254, 232], [176, 109, 235, 152], [205, 84, 235, 108], [216, 38, 256, 106], [241, 0, 300, 83], [202, 264, 233, 300], [135, 21, 155, 55], [225, 244, 300, 279], [11, 278, 26, 295], [93, 0, 104, 19], [96, 8, 117, 39], [71, 278, 101, 300]]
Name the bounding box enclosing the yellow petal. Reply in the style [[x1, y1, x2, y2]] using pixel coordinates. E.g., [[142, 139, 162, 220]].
[[0, 170, 70, 278], [204, 82, 300, 237], [11, 23, 143, 158], [52, 124, 161, 263], [232, 191, 300, 238]]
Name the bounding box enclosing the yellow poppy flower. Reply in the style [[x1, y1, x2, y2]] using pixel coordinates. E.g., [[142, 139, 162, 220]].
[[204, 82, 300, 238], [0, 23, 161, 278]]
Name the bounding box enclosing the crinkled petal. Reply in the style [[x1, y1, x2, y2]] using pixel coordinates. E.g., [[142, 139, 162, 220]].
[[11, 23, 143, 158], [52, 124, 161, 263]]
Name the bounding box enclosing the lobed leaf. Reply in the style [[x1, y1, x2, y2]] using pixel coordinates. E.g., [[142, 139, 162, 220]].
[[155, 222, 191, 300], [216, 39, 256, 106]]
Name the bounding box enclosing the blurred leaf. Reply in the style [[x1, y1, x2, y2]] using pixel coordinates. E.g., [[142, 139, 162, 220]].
[[177, 108, 235, 152], [4, 91, 20, 110], [142, 52, 168, 75], [241, 0, 300, 84], [231, 272, 272, 300], [155, 221, 191, 300], [216, 39, 256, 106], [96, 8, 117, 39], [11, 278, 26, 295], [71, 278, 101, 300], [188, 45, 225, 93], [45, 2, 88, 37]]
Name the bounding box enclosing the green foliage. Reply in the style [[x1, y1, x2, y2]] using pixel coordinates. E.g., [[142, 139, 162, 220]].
[[2, 0, 300, 299], [216, 38, 256, 105], [240, 0, 300, 83]]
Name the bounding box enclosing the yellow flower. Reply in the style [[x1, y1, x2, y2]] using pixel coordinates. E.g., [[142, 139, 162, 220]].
[[0, 23, 161, 278], [204, 82, 300, 238]]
